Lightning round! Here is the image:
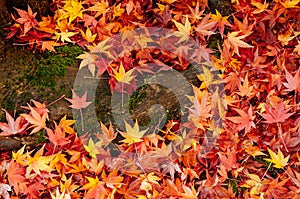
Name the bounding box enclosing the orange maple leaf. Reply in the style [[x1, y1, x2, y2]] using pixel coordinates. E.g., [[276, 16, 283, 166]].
[[20, 105, 47, 134], [226, 31, 254, 56], [226, 106, 256, 133]]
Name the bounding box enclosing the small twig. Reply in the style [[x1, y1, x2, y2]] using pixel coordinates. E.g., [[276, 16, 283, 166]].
[[261, 162, 272, 180], [80, 108, 84, 132], [47, 94, 65, 107], [277, 123, 288, 152]]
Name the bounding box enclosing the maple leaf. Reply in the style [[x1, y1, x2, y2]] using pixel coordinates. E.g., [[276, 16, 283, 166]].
[[278, 29, 295, 46], [188, 1, 205, 22], [20, 105, 47, 134], [283, 68, 300, 93], [26, 145, 53, 177], [82, 157, 104, 175], [119, 120, 148, 145], [0, 110, 27, 136], [38, 16, 56, 34], [50, 188, 71, 199], [84, 138, 102, 159], [77, 52, 99, 76], [41, 40, 61, 52], [133, 33, 153, 49], [95, 121, 117, 147], [46, 125, 70, 149], [232, 15, 254, 36], [112, 3, 125, 19], [251, 0, 269, 14], [111, 62, 136, 84], [218, 147, 239, 171], [59, 115, 75, 134], [7, 160, 26, 194], [91, 38, 114, 59], [224, 71, 241, 92], [280, 0, 300, 8], [265, 148, 290, 169], [87, 0, 109, 18], [210, 10, 232, 38], [80, 27, 97, 43], [65, 90, 92, 110], [236, 73, 255, 97], [161, 162, 182, 181], [180, 184, 199, 199], [226, 31, 254, 56], [12, 145, 28, 166], [260, 101, 293, 123], [14, 5, 38, 36], [197, 65, 220, 89], [172, 15, 192, 42], [102, 170, 124, 189], [82, 176, 108, 198], [156, 5, 171, 26], [241, 174, 263, 196], [195, 14, 217, 40], [53, 31, 78, 43], [227, 106, 256, 133], [189, 94, 212, 130], [243, 141, 267, 157], [60, 0, 85, 25]]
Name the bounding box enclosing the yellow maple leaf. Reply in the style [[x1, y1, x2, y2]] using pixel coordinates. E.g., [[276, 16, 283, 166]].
[[92, 38, 114, 59], [82, 176, 108, 197], [265, 148, 290, 169], [59, 115, 75, 134], [211, 10, 232, 38], [59, 0, 85, 25], [80, 27, 97, 43], [119, 120, 148, 145], [111, 62, 136, 84], [241, 174, 263, 196], [12, 145, 28, 166], [133, 33, 153, 49], [251, 0, 269, 14], [84, 138, 102, 159], [278, 29, 295, 46], [280, 0, 300, 8], [172, 15, 192, 42], [26, 145, 53, 177], [53, 31, 77, 43], [113, 3, 125, 19]]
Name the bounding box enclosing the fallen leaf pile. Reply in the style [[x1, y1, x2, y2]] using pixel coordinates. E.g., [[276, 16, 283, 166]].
[[2, 0, 300, 198]]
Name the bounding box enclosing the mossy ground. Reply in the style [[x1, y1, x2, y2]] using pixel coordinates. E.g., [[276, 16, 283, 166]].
[[0, 0, 233, 128]]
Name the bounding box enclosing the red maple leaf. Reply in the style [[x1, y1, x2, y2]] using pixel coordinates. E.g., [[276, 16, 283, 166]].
[[260, 102, 294, 123], [283, 68, 300, 93], [14, 5, 38, 36]]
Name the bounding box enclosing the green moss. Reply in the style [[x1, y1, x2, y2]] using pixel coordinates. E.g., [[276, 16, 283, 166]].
[[129, 84, 147, 110], [208, 34, 222, 58], [35, 130, 47, 144], [225, 176, 242, 195], [28, 45, 83, 88]]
